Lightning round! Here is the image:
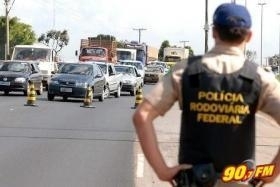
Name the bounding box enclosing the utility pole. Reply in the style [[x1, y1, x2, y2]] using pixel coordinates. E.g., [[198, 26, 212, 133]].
[[4, 0, 10, 60], [180, 40, 189, 48], [258, 2, 266, 67], [133, 28, 146, 43], [277, 13, 280, 58], [204, 0, 209, 53], [4, 0, 15, 60]]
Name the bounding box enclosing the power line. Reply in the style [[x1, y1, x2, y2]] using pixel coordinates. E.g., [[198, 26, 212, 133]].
[[133, 28, 147, 43], [180, 40, 189, 48]]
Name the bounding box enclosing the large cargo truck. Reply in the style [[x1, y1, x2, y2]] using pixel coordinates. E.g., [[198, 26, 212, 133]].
[[121, 41, 158, 65], [163, 47, 189, 68], [78, 37, 117, 63], [116, 48, 137, 61]]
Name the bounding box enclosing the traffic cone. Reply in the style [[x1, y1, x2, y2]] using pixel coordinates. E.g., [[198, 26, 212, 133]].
[[80, 86, 95, 108], [132, 88, 143, 109], [24, 81, 38, 107]]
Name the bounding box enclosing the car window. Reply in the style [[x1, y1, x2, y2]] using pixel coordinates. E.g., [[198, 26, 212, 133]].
[[0, 62, 30, 72], [59, 64, 93, 75], [97, 64, 107, 74], [95, 65, 103, 77], [108, 65, 113, 75]]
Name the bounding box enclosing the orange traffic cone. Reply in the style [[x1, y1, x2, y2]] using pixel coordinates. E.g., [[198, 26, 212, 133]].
[[132, 88, 143, 109], [80, 86, 95, 108], [24, 81, 38, 107]]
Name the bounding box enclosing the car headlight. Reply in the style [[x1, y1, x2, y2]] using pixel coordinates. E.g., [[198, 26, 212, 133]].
[[76, 82, 88, 87], [14, 77, 26, 83]]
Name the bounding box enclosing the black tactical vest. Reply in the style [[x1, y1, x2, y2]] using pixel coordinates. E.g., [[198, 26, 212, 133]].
[[180, 56, 261, 172]]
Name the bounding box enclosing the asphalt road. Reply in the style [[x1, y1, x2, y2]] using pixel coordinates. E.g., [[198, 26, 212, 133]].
[[0, 86, 153, 187]]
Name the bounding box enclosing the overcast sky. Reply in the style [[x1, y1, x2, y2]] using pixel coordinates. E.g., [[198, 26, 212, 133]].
[[1, 0, 280, 63]]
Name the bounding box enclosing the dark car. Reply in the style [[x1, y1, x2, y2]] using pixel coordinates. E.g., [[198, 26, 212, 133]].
[[0, 61, 43, 95], [47, 62, 106, 101]]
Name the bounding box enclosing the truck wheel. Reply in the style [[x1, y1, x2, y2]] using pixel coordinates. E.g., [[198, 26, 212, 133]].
[[114, 85, 121, 98]]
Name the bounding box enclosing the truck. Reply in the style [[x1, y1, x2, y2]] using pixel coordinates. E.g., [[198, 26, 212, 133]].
[[11, 44, 58, 89], [120, 41, 158, 66], [78, 37, 117, 63], [116, 48, 137, 61], [163, 47, 189, 68]]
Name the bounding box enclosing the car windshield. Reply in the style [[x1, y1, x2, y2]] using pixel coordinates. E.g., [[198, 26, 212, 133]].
[[13, 47, 51, 61], [146, 66, 164, 73], [0, 62, 29, 72], [120, 61, 143, 70], [81, 48, 105, 57], [58, 64, 93, 75], [97, 64, 107, 74], [115, 66, 135, 76]]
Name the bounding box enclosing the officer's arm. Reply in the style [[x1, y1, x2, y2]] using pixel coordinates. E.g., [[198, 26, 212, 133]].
[[133, 99, 183, 182]]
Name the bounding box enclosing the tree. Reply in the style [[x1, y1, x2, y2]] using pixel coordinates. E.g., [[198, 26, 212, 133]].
[[38, 29, 69, 57], [0, 16, 36, 59], [245, 50, 257, 62], [185, 46, 194, 57], [158, 40, 170, 60], [93, 34, 116, 41]]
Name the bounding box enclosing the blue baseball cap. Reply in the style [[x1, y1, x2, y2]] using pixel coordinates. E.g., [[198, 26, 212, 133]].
[[213, 3, 252, 29]]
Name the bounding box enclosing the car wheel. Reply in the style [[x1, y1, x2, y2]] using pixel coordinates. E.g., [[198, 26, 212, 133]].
[[4, 90, 9, 95], [62, 96, 68, 101], [23, 90, 28, 96], [104, 85, 110, 98], [99, 90, 105, 102], [114, 84, 121, 98], [47, 93, 54, 101], [36, 82, 43, 95]]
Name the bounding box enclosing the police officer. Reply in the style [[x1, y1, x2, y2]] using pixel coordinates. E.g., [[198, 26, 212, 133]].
[[133, 3, 280, 187]]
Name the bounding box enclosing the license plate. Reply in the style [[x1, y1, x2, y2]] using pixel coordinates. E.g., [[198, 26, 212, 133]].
[[0, 81, 10, 86], [60, 87, 72, 93]]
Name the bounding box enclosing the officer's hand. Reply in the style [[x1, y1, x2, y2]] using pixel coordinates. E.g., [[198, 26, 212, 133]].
[[156, 164, 192, 186]]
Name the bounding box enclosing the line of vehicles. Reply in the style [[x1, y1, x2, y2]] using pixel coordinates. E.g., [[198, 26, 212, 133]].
[[0, 36, 190, 101]]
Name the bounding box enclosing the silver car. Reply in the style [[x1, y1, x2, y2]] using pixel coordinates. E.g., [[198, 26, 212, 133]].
[[114, 64, 142, 96]]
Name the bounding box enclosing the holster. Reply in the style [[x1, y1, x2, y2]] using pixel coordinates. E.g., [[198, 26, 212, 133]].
[[174, 163, 217, 187], [249, 178, 264, 187]]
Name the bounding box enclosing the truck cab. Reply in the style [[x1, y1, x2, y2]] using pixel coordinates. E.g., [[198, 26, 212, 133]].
[[11, 44, 57, 89], [163, 47, 189, 68], [79, 47, 108, 62]]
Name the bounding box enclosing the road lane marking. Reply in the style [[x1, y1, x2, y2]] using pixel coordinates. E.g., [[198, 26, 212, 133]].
[[136, 153, 145, 178]]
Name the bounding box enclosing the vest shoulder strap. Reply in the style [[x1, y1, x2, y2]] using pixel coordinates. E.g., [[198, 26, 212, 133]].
[[239, 60, 259, 80], [186, 55, 203, 75]]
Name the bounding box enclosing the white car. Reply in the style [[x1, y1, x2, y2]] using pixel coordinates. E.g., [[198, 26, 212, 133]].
[[114, 64, 142, 96], [118, 60, 145, 81], [148, 61, 170, 75]]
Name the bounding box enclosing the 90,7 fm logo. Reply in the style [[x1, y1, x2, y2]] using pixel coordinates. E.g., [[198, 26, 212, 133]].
[[221, 164, 275, 182]]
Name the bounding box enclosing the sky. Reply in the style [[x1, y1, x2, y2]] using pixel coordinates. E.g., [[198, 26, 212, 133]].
[[1, 0, 280, 63]]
